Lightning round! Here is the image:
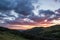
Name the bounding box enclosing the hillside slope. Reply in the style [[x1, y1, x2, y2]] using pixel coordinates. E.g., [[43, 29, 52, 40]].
[[0, 25, 60, 40], [23, 25, 60, 40], [0, 27, 28, 40]]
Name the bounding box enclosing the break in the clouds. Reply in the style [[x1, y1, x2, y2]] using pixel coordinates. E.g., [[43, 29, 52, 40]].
[[0, 0, 60, 28]]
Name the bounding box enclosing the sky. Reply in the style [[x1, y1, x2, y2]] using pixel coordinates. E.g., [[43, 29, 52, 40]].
[[0, 0, 60, 30]]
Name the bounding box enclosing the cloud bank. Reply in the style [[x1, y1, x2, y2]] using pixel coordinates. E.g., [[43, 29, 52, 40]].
[[0, 0, 60, 29]]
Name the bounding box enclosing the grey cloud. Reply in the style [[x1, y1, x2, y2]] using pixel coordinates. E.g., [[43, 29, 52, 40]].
[[0, 0, 38, 16], [15, 0, 34, 16], [0, 0, 18, 10], [27, 9, 60, 22], [0, 0, 60, 24]]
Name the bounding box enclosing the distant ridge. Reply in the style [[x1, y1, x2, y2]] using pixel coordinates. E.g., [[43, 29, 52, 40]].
[[23, 25, 60, 40]]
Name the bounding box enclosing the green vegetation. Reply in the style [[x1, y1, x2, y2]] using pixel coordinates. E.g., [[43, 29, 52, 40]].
[[23, 25, 60, 40], [0, 27, 28, 40], [0, 25, 60, 40]]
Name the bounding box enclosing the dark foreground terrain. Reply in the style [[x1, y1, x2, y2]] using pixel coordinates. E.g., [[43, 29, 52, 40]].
[[0, 27, 28, 40], [0, 25, 60, 40]]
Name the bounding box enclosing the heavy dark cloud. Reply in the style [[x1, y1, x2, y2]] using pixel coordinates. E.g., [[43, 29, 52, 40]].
[[0, 0, 18, 10], [0, 0, 35, 23], [15, 0, 34, 16], [0, 0, 37, 15], [27, 10, 58, 22], [0, 0, 60, 24], [39, 10, 55, 18], [39, 10, 55, 15]]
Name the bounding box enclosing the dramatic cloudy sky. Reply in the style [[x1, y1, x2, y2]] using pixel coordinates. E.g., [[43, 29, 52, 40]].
[[0, 0, 60, 30]]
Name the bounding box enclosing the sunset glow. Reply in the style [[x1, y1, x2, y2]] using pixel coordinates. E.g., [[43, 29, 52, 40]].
[[3, 19, 59, 30], [0, 0, 60, 30]]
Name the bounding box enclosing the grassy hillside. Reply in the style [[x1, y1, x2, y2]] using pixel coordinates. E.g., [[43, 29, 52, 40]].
[[0, 27, 28, 40], [0, 25, 60, 40], [23, 25, 60, 40]]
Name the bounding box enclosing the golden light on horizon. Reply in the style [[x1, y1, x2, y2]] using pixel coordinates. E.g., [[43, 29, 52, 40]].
[[1, 19, 60, 30], [7, 25, 36, 30]]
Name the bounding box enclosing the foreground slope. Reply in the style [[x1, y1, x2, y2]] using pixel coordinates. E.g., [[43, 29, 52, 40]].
[[0, 27, 28, 40], [0, 25, 60, 40]]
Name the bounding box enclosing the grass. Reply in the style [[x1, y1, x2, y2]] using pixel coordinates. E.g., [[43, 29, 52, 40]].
[[0, 27, 28, 40]]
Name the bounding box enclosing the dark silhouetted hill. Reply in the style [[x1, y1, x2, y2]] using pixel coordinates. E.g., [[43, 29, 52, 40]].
[[0, 25, 60, 40], [23, 25, 60, 40], [0, 27, 28, 40]]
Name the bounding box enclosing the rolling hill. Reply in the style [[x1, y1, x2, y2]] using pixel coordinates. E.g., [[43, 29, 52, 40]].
[[0, 27, 28, 40], [23, 25, 60, 40], [0, 25, 60, 40]]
